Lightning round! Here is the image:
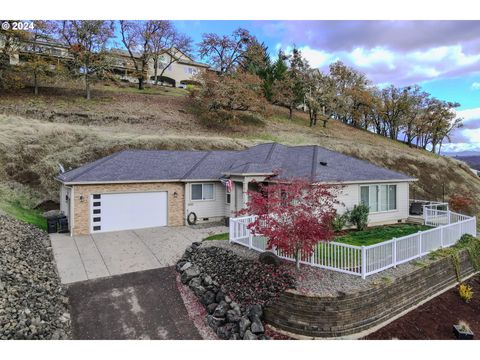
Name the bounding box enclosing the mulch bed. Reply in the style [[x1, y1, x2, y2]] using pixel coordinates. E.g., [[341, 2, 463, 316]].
[[365, 275, 480, 340]]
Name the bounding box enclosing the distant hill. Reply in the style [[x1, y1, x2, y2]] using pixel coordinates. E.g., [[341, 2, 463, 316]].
[[452, 155, 480, 171]]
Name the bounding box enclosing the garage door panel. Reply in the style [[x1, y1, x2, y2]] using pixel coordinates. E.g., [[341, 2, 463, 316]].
[[91, 192, 167, 233]]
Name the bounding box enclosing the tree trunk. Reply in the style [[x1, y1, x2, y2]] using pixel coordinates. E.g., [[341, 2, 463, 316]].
[[84, 73, 91, 100], [294, 249, 300, 270], [289, 106, 293, 120], [33, 71, 38, 96], [153, 59, 158, 85]]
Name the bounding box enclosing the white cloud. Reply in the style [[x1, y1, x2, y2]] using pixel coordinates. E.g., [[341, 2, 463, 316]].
[[299, 46, 336, 68], [349, 47, 395, 69], [471, 82, 480, 90], [463, 128, 480, 143], [442, 142, 480, 153], [456, 107, 480, 123]]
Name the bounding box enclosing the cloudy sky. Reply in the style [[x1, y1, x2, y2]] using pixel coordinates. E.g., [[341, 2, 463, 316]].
[[173, 20, 480, 153]]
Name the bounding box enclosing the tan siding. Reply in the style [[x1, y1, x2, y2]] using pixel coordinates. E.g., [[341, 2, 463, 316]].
[[336, 182, 410, 226], [185, 182, 228, 223], [72, 182, 184, 235]]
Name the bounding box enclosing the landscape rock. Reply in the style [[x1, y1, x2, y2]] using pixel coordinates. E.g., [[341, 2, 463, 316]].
[[259, 251, 281, 266], [181, 266, 200, 284], [200, 291, 216, 306], [243, 330, 258, 340], [226, 309, 241, 323], [213, 301, 229, 318], [247, 304, 263, 320], [238, 317, 251, 338], [206, 303, 218, 315], [215, 290, 225, 303], [0, 215, 71, 340], [250, 316, 264, 334], [206, 315, 226, 330], [180, 261, 192, 272]]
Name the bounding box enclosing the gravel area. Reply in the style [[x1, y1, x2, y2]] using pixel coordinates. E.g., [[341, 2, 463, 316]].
[[0, 215, 71, 339], [203, 240, 438, 297]]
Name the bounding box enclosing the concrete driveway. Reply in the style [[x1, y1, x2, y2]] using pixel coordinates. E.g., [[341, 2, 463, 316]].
[[51, 225, 227, 284], [68, 267, 201, 339]]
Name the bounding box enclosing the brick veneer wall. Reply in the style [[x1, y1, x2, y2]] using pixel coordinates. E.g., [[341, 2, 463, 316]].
[[72, 182, 185, 235], [265, 250, 476, 338]]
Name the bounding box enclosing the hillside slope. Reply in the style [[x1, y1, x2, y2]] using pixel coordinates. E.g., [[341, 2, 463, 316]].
[[0, 86, 479, 215]]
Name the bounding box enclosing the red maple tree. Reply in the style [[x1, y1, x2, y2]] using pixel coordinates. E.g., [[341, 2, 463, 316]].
[[240, 179, 339, 269]]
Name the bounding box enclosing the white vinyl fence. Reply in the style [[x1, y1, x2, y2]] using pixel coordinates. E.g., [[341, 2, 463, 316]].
[[229, 209, 477, 279]]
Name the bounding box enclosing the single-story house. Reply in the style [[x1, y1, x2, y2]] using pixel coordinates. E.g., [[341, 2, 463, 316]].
[[56, 143, 416, 235]]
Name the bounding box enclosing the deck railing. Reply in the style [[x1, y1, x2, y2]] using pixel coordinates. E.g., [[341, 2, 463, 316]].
[[229, 208, 477, 279]]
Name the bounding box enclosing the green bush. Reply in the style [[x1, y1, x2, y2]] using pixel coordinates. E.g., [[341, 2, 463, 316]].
[[331, 212, 350, 232], [349, 204, 369, 231]]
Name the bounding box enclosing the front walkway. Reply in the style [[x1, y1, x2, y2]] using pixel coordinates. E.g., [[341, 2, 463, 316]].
[[50, 225, 227, 284]]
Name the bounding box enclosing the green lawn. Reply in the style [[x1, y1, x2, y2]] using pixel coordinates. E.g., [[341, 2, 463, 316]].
[[0, 201, 47, 231], [335, 224, 432, 246], [203, 232, 229, 241]]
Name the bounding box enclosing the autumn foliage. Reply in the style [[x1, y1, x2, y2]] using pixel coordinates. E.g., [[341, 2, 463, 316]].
[[241, 179, 339, 269], [449, 194, 475, 215]]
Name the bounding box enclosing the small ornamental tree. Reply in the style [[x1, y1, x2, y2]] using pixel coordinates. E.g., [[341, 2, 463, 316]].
[[240, 179, 339, 270]]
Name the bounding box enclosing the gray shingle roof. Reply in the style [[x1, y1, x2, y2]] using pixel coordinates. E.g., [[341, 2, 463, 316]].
[[57, 143, 415, 184]]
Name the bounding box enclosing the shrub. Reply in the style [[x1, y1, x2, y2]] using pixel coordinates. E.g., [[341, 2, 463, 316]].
[[449, 194, 474, 215], [331, 212, 350, 232], [459, 283, 473, 303], [349, 204, 369, 231]]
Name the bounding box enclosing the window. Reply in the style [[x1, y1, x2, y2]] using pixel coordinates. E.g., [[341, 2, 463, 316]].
[[191, 184, 214, 201], [360, 184, 397, 212], [226, 193, 231, 204]]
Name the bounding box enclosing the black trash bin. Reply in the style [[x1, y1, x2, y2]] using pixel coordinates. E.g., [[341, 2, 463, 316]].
[[58, 216, 69, 233], [224, 217, 230, 227], [47, 216, 58, 234]]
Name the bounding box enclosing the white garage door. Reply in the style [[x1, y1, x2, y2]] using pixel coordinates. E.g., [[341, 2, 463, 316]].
[[90, 192, 168, 233]]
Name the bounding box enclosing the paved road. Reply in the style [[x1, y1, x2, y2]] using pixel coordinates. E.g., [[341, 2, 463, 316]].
[[68, 267, 201, 340], [51, 225, 227, 284]]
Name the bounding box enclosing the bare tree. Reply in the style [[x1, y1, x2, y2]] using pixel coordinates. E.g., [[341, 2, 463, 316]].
[[119, 20, 165, 90], [198, 28, 255, 73], [59, 20, 114, 99]]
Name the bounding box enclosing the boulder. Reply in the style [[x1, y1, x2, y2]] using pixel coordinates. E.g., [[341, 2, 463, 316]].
[[250, 316, 264, 334], [226, 309, 241, 323], [213, 301, 229, 318], [243, 330, 258, 340], [247, 304, 263, 321], [206, 315, 226, 330], [238, 317, 251, 338], [206, 303, 218, 315], [200, 291, 216, 306], [215, 290, 225, 303], [258, 251, 281, 266], [202, 275, 213, 286], [180, 262, 192, 272], [216, 323, 238, 340], [181, 266, 200, 284], [189, 277, 206, 297]]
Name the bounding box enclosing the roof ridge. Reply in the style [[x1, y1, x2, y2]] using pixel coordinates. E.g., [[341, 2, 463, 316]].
[[63, 151, 125, 182], [181, 151, 211, 179], [311, 145, 318, 181]]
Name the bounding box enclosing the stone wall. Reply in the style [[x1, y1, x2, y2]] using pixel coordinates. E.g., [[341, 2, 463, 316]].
[[72, 182, 185, 235], [265, 250, 476, 338]]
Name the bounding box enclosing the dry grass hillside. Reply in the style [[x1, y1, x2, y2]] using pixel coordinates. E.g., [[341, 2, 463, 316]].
[[1, 85, 479, 218]]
